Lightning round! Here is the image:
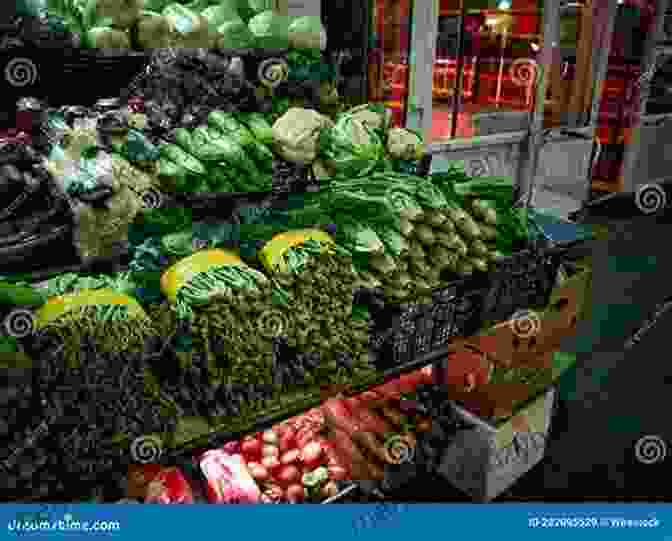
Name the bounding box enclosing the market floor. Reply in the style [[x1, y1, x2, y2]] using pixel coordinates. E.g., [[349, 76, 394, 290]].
[[391, 216, 672, 502]]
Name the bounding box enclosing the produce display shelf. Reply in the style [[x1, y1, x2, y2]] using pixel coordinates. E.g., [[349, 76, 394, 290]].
[[164, 348, 448, 459]]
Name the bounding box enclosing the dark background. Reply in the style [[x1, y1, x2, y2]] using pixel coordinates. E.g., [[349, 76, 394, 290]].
[[396, 216, 672, 501]]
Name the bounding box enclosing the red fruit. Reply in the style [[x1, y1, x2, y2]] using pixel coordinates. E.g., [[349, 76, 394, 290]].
[[262, 484, 283, 503], [420, 364, 434, 384], [241, 438, 262, 460], [247, 462, 269, 482], [279, 427, 297, 453], [261, 455, 282, 474], [276, 465, 301, 485], [327, 465, 348, 481], [296, 426, 320, 449], [300, 441, 323, 469], [262, 430, 279, 446], [280, 449, 301, 465], [397, 371, 425, 393], [262, 445, 280, 458], [285, 484, 305, 503], [373, 380, 403, 400]]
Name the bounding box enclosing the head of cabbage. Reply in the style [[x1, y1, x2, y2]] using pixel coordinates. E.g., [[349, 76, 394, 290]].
[[319, 114, 384, 178], [386, 127, 424, 161], [288, 15, 327, 51], [248, 10, 289, 49], [217, 18, 256, 49]]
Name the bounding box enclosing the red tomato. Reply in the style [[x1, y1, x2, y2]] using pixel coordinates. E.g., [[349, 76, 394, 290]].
[[280, 449, 301, 465], [241, 438, 262, 460], [285, 484, 305, 503], [300, 441, 323, 469], [247, 463, 270, 482], [262, 445, 280, 458], [327, 465, 348, 481], [276, 465, 301, 485], [279, 427, 297, 453], [296, 427, 319, 449], [261, 455, 282, 474]]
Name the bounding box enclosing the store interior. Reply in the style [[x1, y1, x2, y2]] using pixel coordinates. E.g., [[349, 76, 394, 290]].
[[0, 0, 669, 505]]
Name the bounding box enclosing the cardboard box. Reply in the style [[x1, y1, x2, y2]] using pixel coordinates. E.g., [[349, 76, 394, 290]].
[[437, 387, 555, 501]]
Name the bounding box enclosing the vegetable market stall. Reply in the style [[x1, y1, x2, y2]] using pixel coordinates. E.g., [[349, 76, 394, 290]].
[[0, 1, 594, 504]]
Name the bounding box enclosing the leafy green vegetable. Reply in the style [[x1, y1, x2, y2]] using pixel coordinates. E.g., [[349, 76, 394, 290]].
[[248, 10, 289, 48], [319, 115, 384, 178], [216, 18, 256, 49], [159, 143, 206, 176], [288, 15, 326, 50], [237, 112, 274, 145], [333, 217, 385, 256]]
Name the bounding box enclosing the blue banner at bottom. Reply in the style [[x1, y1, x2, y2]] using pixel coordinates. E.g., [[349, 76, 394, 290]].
[[1, 504, 669, 540]]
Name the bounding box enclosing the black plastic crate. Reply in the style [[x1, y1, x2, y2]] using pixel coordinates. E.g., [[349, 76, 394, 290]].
[[481, 248, 561, 324], [369, 282, 486, 369]]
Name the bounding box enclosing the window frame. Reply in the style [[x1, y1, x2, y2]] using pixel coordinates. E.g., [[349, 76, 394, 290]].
[[407, 0, 620, 142]]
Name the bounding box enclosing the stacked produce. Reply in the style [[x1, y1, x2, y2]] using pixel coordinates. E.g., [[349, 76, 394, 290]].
[[43, 0, 326, 53], [0, 274, 184, 499], [251, 172, 527, 304], [118, 367, 439, 504], [143, 227, 376, 424]]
